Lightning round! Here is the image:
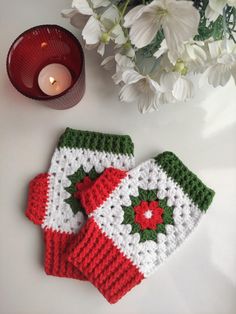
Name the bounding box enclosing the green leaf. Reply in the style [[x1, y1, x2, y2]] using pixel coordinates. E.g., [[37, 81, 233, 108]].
[[65, 197, 85, 216], [130, 195, 141, 207], [130, 223, 141, 234], [139, 189, 148, 201], [157, 224, 166, 234], [89, 168, 100, 180], [140, 229, 157, 242], [123, 206, 135, 224], [65, 166, 100, 215], [147, 190, 157, 201]]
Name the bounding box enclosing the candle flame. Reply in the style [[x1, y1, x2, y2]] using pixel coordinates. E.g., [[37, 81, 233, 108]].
[[49, 77, 56, 85]]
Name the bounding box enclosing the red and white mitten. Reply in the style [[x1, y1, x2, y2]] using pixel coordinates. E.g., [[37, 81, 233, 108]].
[[67, 152, 215, 302], [25, 128, 135, 280]]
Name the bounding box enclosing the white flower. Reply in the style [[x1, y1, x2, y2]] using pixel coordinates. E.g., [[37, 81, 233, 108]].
[[63, 1, 126, 56], [159, 72, 194, 102], [153, 39, 207, 75], [112, 53, 135, 84], [119, 69, 162, 113], [178, 41, 207, 72], [206, 0, 236, 22], [202, 40, 236, 87], [101, 53, 134, 75], [124, 0, 200, 59]]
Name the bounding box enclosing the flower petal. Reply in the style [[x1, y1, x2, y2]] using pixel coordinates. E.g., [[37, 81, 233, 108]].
[[204, 64, 231, 87], [91, 0, 110, 9], [111, 24, 126, 45], [163, 0, 200, 54], [154, 40, 168, 59], [101, 56, 115, 71], [124, 5, 145, 28], [208, 41, 222, 59], [112, 54, 135, 84], [160, 72, 180, 91], [72, 0, 93, 15], [119, 83, 140, 102], [209, 0, 226, 14], [129, 11, 162, 48], [227, 0, 236, 7], [147, 76, 162, 93], [186, 44, 207, 62], [205, 4, 220, 21], [97, 42, 105, 56], [121, 69, 144, 85], [231, 65, 236, 85], [172, 77, 194, 101], [82, 16, 101, 44], [138, 92, 160, 113], [101, 5, 119, 29]]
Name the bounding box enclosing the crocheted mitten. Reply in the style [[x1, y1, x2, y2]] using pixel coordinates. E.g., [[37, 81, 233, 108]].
[[67, 152, 215, 303], [25, 128, 135, 280]]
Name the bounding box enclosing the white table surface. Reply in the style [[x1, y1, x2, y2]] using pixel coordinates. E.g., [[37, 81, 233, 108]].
[[1, 1, 236, 313]]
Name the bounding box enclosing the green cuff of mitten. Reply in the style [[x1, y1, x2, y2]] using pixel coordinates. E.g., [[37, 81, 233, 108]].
[[58, 128, 134, 156], [154, 152, 215, 212]]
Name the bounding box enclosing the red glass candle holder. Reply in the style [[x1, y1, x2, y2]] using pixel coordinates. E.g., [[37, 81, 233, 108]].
[[6, 24, 85, 109]]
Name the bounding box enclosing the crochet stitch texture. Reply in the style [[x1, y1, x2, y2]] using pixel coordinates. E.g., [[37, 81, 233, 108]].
[[25, 128, 135, 280], [67, 152, 215, 303]]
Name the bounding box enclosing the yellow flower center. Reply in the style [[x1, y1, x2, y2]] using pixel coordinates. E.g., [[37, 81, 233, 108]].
[[123, 41, 132, 50], [100, 32, 110, 44], [156, 8, 168, 17], [173, 59, 188, 75]]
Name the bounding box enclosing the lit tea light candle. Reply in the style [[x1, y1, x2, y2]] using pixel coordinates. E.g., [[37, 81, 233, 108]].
[[7, 25, 85, 109], [38, 63, 72, 96]]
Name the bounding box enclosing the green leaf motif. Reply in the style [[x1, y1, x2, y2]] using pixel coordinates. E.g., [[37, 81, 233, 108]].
[[122, 188, 175, 243], [64, 166, 100, 215]]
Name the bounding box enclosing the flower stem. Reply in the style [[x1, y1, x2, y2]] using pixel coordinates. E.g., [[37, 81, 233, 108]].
[[223, 7, 228, 39], [120, 0, 130, 18], [106, 0, 130, 37]]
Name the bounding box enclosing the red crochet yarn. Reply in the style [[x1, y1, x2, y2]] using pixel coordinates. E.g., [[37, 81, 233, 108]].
[[67, 218, 144, 304], [44, 230, 86, 279], [26, 173, 86, 280], [25, 173, 49, 225], [25, 129, 135, 282], [74, 176, 93, 199], [67, 154, 215, 303], [78, 168, 127, 215], [134, 201, 164, 230]]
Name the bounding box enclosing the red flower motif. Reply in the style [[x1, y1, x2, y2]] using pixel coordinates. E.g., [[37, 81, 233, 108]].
[[134, 201, 164, 230], [74, 176, 93, 199]]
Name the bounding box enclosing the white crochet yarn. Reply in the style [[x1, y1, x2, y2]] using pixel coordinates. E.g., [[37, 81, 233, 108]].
[[92, 159, 203, 278], [42, 147, 135, 233]]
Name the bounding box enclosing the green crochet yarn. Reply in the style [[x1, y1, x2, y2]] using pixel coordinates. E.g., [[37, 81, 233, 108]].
[[122, 188, 174, 243], [65, 167, 100, 215], [155, 152, 215, 212], [58, 128, 134, 156]]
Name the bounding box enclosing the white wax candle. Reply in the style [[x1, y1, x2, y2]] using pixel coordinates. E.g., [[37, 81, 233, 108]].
[[38, 63, 72, 96]]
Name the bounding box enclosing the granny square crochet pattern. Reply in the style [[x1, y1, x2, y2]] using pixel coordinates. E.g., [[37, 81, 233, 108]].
[[67, 152, 215, 303], [25, 128, 135, 280]]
